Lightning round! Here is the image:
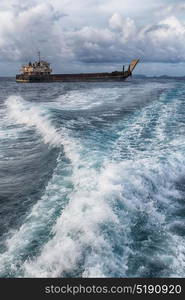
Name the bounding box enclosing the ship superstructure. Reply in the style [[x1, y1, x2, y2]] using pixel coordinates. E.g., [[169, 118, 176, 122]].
[[18, 52, 51, 79], [20, 60, 52, 76]]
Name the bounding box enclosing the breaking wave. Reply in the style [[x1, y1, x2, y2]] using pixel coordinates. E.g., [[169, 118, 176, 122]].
[[0, 79, 185, 278]]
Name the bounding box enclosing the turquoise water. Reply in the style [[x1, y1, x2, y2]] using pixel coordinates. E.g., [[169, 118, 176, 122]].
[[0, 77, 185, 277]]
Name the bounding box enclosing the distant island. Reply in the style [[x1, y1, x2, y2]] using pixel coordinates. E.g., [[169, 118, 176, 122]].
[[133, 74, 185, 79]]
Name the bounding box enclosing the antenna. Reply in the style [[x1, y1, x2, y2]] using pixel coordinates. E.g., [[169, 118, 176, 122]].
[[38, 51, 41, 62]]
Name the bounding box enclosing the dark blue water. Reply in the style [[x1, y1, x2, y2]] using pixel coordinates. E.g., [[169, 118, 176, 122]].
[[0, 77, 185, 277]]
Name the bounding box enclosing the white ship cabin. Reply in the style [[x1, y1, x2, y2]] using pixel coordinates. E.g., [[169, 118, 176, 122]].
[[21, 60, 52, 76]]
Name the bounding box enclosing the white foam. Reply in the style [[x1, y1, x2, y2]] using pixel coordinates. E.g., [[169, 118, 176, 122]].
[[2, 85, 185, 278], [0, 153, 73, 276], [22, 147, 185, 277], [6, 95, 85, 166], [54, 82, 168, 111], [0, 96, 83, 276], [55, 87, 125, 110], [23, 160, 120, 277], [1, 96, 117, 277], [6, 96, 62, 147]]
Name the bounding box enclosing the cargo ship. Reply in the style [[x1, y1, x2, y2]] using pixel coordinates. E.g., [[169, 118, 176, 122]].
[[16, 53, 139, 83]]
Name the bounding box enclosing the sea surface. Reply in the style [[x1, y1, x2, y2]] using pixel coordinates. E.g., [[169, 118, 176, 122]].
[[0, 77, 185, 278]]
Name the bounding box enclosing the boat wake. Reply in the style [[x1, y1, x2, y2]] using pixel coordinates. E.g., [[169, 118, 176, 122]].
[[0, 80, 185, 278]]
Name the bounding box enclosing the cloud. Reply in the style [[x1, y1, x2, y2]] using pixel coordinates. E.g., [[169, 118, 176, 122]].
[[65, 14, 185, 64], [0, 1, 71, 64], [154, 2, 185, 18], [0, 0, 185, 75]]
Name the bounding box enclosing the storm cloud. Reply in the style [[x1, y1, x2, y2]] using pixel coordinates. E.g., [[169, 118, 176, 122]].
[[0, 0, 185, 75]]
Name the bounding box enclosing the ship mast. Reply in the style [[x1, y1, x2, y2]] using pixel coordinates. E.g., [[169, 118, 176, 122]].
[[38, 51, 41, 63]]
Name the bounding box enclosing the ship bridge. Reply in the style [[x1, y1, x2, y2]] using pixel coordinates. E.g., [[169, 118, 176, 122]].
[[21, 60, 52, 76]]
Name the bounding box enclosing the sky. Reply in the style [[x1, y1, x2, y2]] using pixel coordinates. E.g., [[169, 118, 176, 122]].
[[0, 0, 185, 76]]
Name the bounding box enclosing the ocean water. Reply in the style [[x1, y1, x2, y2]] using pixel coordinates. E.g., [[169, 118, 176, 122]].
[[0, 77, 185, 278]]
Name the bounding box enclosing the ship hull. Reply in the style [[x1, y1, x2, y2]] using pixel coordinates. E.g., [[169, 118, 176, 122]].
[[16, 71, 131, 83]]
